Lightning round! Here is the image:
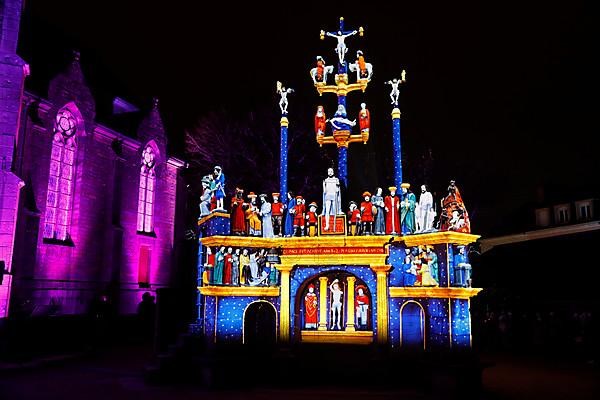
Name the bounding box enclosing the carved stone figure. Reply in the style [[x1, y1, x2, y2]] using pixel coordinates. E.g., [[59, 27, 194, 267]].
[[322, 168, 342, 232], [304, 284, 318, 329]]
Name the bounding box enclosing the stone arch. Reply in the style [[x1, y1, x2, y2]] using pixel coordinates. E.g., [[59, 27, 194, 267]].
[[400, 300, 426, 350], [243, 300, 277, 346]]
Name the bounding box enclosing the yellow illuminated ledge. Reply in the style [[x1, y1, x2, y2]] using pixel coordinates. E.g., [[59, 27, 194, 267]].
[[301, 330, 373, 345], [199, 286, 280, 297], [201, 231, 480, 248], [389, 287, 482, 299]]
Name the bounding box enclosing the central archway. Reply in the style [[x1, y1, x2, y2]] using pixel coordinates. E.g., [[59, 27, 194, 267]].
[[295, 271, 373, 343]]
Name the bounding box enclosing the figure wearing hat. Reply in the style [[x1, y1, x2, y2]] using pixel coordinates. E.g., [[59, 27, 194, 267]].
[[245, 192, 262, 237], [360, 191, 374, 235], [292, 195, 306, 237], [304, 284, 318, 329], [305, 202, 319, 237], [271, 193, 284, 237], [347, 201, 361, 236], [372, 187, 386, 235], [259, 194, 274, 238], [230, 188, 247, 235], [355, 285, 370, 329], [384, 186, 401, 235], [400, 183, 417, 235], [212, 166, 226, 211]]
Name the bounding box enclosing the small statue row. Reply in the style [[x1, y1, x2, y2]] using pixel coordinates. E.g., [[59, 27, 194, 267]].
[[398, 245, 472, 288], [345, 184, 433, 236], [314, 103, 370, 137], [310, 50, 373, 85], [202, 247, 279, 287], [230, 190, 320, 238]]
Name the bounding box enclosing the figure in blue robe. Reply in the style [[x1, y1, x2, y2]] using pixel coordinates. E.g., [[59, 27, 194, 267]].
[[427, 248, 439, 283], [213, 247, 225, 285], [284, 192, 295, 237], [453, 246, 471, 287]]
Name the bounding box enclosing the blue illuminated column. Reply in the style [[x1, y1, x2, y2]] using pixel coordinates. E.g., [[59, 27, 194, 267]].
[[280, 116, 289, 198], [338, 146, 348, 188], [392, 107, 402, 188]]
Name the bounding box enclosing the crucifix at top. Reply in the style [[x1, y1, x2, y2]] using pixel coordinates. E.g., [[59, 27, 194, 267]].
[[320, 17, 364, 68]]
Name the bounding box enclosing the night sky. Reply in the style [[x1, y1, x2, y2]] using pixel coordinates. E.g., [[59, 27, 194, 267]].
[[16, 0, 597, 235]]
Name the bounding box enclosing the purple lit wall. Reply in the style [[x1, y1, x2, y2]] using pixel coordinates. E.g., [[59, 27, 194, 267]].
[[0, 0, 27, 318], [8, 52, 186, 316]]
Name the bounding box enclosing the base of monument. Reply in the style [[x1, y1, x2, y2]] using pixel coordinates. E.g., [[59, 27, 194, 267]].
[[300, 329, 373, 345], [318, 215, 347, 236]]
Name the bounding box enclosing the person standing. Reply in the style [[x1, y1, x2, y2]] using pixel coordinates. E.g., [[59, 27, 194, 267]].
[[384, 186, 401, 235], [304, 284, 318, 329]]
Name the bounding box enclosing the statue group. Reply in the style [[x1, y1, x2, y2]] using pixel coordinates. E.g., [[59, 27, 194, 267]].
[[202, 247, 279, 287], [303, 276, 371, 331], [201, 165, 470, 237]]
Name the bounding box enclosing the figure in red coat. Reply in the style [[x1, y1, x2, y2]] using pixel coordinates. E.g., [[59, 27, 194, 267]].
[[223, 247, 233, 285], [271, 193, 284, 237], [305, 201, 319, 237], [348, 201, 361, 236], [292, 196, 306, 237], [358, 103, 370, 133], [384, 186, 401, 235], [230, 188, 247, 235], [360, 191, 374, 235], [315, 105, 327, 138]]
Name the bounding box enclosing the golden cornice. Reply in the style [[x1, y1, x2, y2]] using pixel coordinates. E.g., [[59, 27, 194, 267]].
[[199, 286, 280, 297], [198, 212, 230, 226], [389, 287, 482, 299], [200, 232, 480, 249]]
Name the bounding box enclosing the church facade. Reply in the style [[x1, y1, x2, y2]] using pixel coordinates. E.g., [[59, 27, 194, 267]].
[[1, 0, 186, 318]]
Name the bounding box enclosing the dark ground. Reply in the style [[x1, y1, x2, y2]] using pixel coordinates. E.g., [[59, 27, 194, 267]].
[[0, 342, 597, 400]]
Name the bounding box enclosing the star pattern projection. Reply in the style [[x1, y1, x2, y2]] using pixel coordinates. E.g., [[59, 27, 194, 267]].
[[451, 298, 471, 348], [204, 295, 280, 343]]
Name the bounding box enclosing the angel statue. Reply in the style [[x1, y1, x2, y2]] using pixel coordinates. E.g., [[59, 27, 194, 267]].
[[276, 81, 294, 114], [385, 70, 407, 106]]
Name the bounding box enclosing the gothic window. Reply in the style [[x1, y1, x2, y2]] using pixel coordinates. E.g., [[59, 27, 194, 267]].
[[137, 145, 156, 233], [43, 107, 78, 241]]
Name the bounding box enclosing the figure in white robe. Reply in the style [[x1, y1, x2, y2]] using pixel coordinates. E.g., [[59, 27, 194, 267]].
[[259, 195, 274, 238]]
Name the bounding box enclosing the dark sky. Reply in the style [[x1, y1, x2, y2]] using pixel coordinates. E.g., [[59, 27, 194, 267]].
[[16, 0, 597, 235]]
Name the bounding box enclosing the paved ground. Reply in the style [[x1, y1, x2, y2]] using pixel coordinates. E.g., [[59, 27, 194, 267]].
[[0, 345, 597, 399]]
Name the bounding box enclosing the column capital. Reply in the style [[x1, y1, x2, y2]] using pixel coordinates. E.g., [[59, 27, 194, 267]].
[[318, 276, 329, 282], [280, 117, 289, 127], [276, 264, 294, 273], [391, 108, 401, 119], [346, 276, 357, 283], [370, 265, 392, 274]]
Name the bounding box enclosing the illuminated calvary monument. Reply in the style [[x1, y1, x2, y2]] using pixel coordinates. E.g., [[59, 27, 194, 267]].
[[195, 17, 482, 350]]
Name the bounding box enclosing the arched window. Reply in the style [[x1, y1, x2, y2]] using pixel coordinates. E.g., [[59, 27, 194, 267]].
[[137, 145, 157, 233], [43, 106, 78, 241]]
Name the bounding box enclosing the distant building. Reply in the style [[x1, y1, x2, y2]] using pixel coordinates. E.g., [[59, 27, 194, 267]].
[[1, 1, 186, 318], [477, 196, 600, 306]]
